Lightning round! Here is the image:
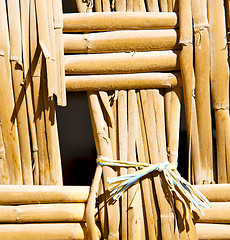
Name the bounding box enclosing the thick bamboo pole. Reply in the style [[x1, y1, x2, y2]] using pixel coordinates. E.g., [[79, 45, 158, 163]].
[[0, 223, 88, 240], [63, 12, 178, 32], [65, 50, 180, 75], [66, 72, 181, 92], [63, 29, 179, 54], [7, 0, 33, 185], [0, 203, 93, 223], [0, 185, 90, 204], [196, 223, 230, 240], [0, 0, 23, 185], [192, 0, 213, 184], [208, 0, 230, 183]]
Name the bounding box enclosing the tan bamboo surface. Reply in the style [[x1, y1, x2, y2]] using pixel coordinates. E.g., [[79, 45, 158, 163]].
[[63, 29, 179, 53], [208, 0, 230, 183], [0, 223, 88, 240], [0, 185, 89, 204], [63, 12, 178, 32], [196, 223, 230, 240], [65, 50, 180, 75], [0, 0, 23, 185], [66, 72, 181, 92], [7, 0, 33, 185]]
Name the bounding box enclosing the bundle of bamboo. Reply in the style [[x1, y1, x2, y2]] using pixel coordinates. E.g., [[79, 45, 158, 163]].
[[0, 0, 66, 186]]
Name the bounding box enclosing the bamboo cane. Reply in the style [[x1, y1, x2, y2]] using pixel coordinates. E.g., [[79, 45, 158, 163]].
[[0, 185, 90, 204], [0, 203, 94, 223], [7, 0, 33, 185], [66, 72, 181, 92], [0, 0, 23, 185], [208, 0, 230, 183], [0, 223, 88, 240], [115, 0, 126, 11], [63, 29, 179, 54], [145, 0, 159, 12], [192, 0, 213, 184], [20, 0, 40, 185], [65, 50, 180, 75], [159, 0, 168, 11], [74, 0, 88, 13], [63, 12, 178, 32]]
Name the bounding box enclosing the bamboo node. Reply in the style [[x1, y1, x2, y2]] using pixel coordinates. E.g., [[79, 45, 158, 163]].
[[213, 103, 229, 111]]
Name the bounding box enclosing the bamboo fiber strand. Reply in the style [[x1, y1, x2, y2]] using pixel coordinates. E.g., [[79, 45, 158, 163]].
[[63, 12, 178, 32]]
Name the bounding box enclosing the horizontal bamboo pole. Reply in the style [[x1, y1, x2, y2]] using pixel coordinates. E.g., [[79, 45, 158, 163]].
[[0, 203, 97, 223], [65, 50, 180, 75], [63, 29, 179, 53], [0, 185, 89, 204], [195, 184, 230, 202], [63, 12, 178, 32], [196, 202, 230, 224], [0, 223, 88, 240], [65, 72, 181, 91], [196, 223, 230, 240]]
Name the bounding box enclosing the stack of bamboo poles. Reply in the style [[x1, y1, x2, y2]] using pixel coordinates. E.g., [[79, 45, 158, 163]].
[[0, 185, 93, 240], [0, 0, 66, 185]]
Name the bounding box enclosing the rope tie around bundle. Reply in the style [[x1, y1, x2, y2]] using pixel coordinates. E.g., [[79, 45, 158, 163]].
[[97, 155, 212, 216]]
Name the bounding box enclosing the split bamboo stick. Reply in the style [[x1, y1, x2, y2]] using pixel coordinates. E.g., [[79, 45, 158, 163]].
[[192, 0, 213, 184], [208, 0, 230, 183], [63, 29, 179, 54], [0, 0, 23, 185], [0, 223, 88, 240], [0, 203, 93, 223], [65, 50, 180, 75], [63, 12, 178, 32], [65, 72, 181, 92], [196, 223, 230, 240], [0, 185, 90, 204], [7, 0, 33, 185]]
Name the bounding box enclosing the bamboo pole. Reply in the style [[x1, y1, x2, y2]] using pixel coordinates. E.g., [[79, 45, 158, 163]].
[[74, 0, 88, 13], [208, 0, 230, 183], [0, 203, 94, 223], [65, 72, 181, 92], [0, 185, 90, 204], [159, 0, 168, 11], [65, 50, 180, 75], [20, 0, 40, 185], [7, 0, 33, 185], [0, 223, 88, 240], [196, 223, 230, 240], [145, 0, 159, 12], [63, 29, 179, 54], [0, 0, 23, 185], [192, 0, 213, 184], [63, 12, 178, 32]]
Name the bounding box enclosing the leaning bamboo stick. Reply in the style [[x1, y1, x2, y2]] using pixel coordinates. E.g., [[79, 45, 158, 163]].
[[208, 0, 230, 183], [7, 0, 33, 185], [0, 0, 23, 185], [0, 185, 90, 204], [192, 0, 213, 184], [63, 12, 178, 32], [65, 72, 181, 92], [0, 203, 93, 223], [74, 0, 88, 13], [65, 50, 180, 75], [0, 223, 88, 240], [63, 29, 179, 54]]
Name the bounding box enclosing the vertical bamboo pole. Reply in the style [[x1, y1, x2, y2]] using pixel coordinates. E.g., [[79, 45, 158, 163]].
[[0, 0, 23, 185], [208, 0, 230, 183], [145, 0, 159, 12], [159, 0, 168, 11], [192, 0, 213, 184]]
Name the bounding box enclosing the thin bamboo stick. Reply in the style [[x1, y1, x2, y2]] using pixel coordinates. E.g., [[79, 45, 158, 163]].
[[7, 0, 33, 185], [74, 0, 88, 13], [63, 29, 179, 54], [115, 0, 126, 11], [65, 50, 180, 75], [196, 223, 230, 240], [192, 0, 213, 184], [208, 0, 230, 183], [0, 0, 23, 185], [145, 0, 159, 12], [0, 223, 88, 240], [0, 185, 90, 204], [65, 72, 181, 92], [0, 203, 93, 223], [63, 12, 178, 32], [159, 0, 168, 11]]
